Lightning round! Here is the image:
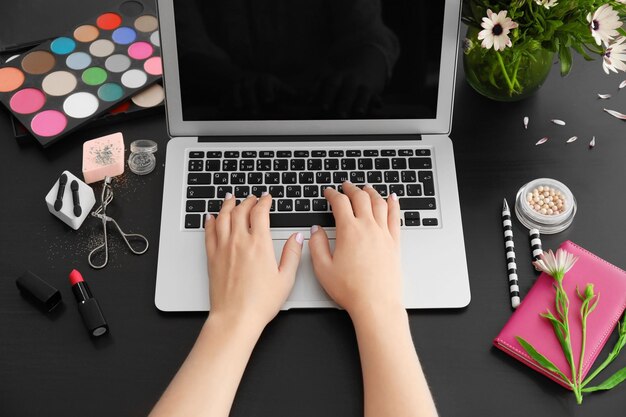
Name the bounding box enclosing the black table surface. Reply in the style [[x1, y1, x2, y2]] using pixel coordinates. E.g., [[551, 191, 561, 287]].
[[2, 15, 626, 417]]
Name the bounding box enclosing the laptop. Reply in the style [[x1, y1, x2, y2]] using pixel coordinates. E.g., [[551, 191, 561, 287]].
[[155, 0, 470, 311]]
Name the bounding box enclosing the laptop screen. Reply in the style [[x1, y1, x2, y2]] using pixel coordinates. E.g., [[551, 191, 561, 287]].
[[172, 0, 445, 122]]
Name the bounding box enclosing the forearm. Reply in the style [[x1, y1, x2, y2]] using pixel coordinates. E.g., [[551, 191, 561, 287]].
[[350, 305, 438, 417], [149, 314, 263, 417]]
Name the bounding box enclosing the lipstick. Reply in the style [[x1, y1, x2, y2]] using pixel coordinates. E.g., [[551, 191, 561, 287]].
[[69, 269, 108, 337]]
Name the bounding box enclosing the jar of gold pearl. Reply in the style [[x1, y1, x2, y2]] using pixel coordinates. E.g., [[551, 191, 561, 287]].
[[514, 178, 577, 234]]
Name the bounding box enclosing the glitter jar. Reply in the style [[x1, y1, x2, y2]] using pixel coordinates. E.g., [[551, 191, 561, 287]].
[[515, 178, 577, 234], [128, 140, 158, 175]]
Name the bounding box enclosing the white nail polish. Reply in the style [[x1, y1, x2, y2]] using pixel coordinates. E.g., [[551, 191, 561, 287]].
[[311, 225, 319, 235], [344, 180, 352, 184], [261, 191, 269, 196], [295, 232, 304, 244], [225, 192, 233, 200], [390, 193, 398, 201], [364, 183, 372, 189]]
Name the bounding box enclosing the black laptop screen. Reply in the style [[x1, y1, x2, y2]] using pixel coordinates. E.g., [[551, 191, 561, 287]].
[[172, 0, 445, 121]]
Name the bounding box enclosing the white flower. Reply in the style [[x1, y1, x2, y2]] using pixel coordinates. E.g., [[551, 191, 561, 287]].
[[587, 4, 623, 47], [478, 9, 519, 51], [533, 249, 578, 280], [534, 0, 558, 9], [603, 37, 626, 74]]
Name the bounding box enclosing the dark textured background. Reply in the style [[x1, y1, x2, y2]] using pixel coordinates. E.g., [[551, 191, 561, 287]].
[[1, 2, 626, 416]]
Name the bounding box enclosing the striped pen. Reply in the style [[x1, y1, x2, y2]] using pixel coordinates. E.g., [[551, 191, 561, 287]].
[[502, 199, 521, 308], [529, 228, 543, 269]]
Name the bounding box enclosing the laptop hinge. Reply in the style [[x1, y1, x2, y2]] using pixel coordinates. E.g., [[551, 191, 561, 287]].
[[197, 134, 422, 143]]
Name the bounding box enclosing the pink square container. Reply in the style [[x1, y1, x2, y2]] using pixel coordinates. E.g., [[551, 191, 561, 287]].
[[82, 132, 125, 183]]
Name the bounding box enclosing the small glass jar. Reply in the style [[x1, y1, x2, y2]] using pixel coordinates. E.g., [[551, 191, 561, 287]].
[[128, 140, 158, 175], [515, 178, 577, 234]]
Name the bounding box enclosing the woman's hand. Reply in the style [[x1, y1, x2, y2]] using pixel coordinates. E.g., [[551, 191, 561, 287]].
[[204, 193, 303, 332], [308, 182, 403, 319]]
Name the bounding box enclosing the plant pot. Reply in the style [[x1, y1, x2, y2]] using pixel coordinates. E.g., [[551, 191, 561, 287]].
[[463, 28, 555, 102]]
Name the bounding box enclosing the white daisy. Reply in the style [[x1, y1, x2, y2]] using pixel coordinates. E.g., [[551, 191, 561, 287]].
[[587, 4, 623, 47], [533, 249, 578, 281], [478, 9, 519, 51], [534, 0, 558, 9], [603, 37, 626, 74]]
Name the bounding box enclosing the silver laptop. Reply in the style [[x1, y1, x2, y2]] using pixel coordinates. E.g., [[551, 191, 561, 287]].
[[155, 0, 470, 311]]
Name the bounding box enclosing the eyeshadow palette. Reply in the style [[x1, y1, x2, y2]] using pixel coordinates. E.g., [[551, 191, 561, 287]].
[[0, 0, 162, 148]]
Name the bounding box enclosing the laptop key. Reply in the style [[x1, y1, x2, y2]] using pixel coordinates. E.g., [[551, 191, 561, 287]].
[[423, 218, 439, 226], [333, 172, 349, 183], [399, 198, 436, 210], [214, 173, 229, 184], [206, 151, 222, 158], [189, 151, 204, 158], [294, 151, 309, 157], [364, 150, 379, 156], [291, 159, 306, 171], [295, 199, 311, 211], [401, 171, 417, 183], [188, 173, 212, 185], [409, 158, 433, 169], [187, 186, 215, 199], [248, 172, 263, 184], [265, 172, 280, 184], [278, 199, 294, 211], [251, 186, 267, 197], [286, 185, 302, 197], [416, 149, 431, 156], [270, 213, 334, 227], [381, 149, 396, 156], [269, 186, 285, 198], [407, 184, 422, 196], [399, 149, 413, 156], [307, 159, 323, 170], [349, 171, 366, 183], [188, 160, 203, 171], [274, 159, 289, 171], [375, 158, 390, 170], [206, 160, 220, 171], [316, 172, 331, 184], [367, 171, 383, 183], [341, 159, 356, 170], [223, 160, 238, 171], [384, 171, 400, 183], [405, 211, 420, 220], [299, 172, 314, 184], [392, 158, 407, 169], [373, 184, 388, 196], [185, 214, 201, 229], [418, 171, 435, 196], [186, 200, 206, 212], [324, 159, 339, 170], [389, 184, 405, 196], [207, 200, 223, 212], [405, 218, 421, 227], [240, 160, 254, 171], [347, 150, 361, 157], [216, 186, 233, 198], [304, 185, 319, 197], [242, 151, 257, 158], [225, 151, 239, 158], [282, 172, 297, 184], [260, 151, 274, 158], [277, 151, 292, 158], [257, 159, 272, 171], [231, 173, 246, 184], [358, 158, 373, 170], [329, 150, 344, 157], [312, 150, 326, 157], [312, 199, 328, 211], [235, 186, 250, 198]]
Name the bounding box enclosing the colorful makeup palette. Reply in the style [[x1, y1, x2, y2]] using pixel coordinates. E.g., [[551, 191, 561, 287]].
[[0, 0, 162, 147]]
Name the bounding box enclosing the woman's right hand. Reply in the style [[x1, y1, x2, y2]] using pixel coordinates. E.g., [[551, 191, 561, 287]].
[[308, 182, 404, 318]]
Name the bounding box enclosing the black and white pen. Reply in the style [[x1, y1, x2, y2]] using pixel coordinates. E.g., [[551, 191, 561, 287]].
[[502, 199, 520, 308], [529, 228, 543, 269]]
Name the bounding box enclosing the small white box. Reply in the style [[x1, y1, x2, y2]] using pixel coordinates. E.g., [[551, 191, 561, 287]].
[[45, 171, 96, 230]]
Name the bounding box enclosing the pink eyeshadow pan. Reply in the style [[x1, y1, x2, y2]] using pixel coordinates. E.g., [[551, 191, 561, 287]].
[[10, 88, 46, 114], [31, 110, 68, 137], [128, 41, 153, 60], [143, 56, 162, 75]]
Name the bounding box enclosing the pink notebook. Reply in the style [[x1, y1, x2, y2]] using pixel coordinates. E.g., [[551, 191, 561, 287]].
[[493, 241, 626, 389]]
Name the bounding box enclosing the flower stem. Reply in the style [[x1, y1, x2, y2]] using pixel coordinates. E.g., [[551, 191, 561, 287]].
[[556, 278, 580, 399], [495, 51, 515, 95]]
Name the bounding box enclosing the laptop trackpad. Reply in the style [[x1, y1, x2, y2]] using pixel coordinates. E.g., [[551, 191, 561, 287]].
[[273, 238, 335, 303]]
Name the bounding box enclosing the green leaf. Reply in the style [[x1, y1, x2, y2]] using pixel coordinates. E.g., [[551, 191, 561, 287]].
[[516, 336, 572, 384], [542, 312, 573, 367], [559, 46, 573, 76], [582, 367, 626, 393]]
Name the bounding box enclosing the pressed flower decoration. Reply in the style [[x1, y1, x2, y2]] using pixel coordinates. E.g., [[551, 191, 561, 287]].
[[463, 1, 626, 98], [515, 249, 626, 404]]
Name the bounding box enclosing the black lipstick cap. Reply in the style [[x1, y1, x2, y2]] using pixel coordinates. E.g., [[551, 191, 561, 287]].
[[16, 271, 62, 312], [78, 298, 108, 337]]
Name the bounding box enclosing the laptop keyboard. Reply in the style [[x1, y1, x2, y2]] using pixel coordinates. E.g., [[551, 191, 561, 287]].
[[183, 148, 441, 230]]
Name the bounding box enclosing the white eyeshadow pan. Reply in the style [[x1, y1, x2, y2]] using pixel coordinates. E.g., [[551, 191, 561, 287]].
[[150, 31, 160, 47], [63, 92, 99, 118], [121, 69, 147, 88]]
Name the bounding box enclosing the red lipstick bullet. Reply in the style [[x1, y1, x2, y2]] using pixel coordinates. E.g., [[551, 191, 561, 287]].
[[69, 269, 108, 337]]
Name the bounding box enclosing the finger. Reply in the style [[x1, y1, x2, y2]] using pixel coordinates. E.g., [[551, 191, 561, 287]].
[[308, 225, 332, 282], [387, 193, 401, 242], [204, 214, 217, 259], [352, 85, 372, 116], [342, 181, 373, 219], [232, 194, 258, 235], [335, 79, 359, 118], [278, 232, 304, 279], [323, 186, 355, 225], [363, 184, 387, 227], [250, 192, 272, 234], [216, 192, 236, 243]]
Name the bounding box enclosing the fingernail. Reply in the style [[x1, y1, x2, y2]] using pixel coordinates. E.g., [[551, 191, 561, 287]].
[[311, 225, 319, 235], [205, 214, 213, 226], [344, 180, 352, 184], [364, 183, 372, 189], [261, 191, 269, 196], [225, 192, 233, 200], [390, 193, 398, 201], [295, 232, 304, 245]]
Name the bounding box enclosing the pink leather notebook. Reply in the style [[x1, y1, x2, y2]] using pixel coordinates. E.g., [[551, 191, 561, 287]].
[[493, 241, 626, 389]]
